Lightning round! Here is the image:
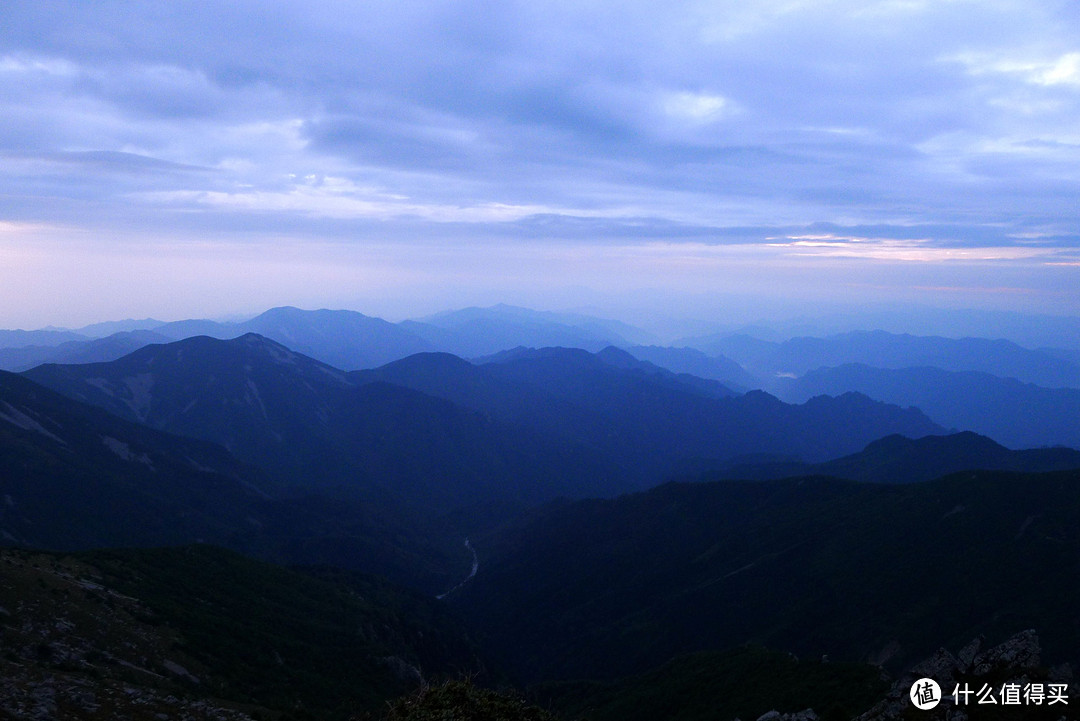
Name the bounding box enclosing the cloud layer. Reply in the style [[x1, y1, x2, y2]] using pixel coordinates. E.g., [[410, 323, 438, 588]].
[[1, 0, 1078, 325]]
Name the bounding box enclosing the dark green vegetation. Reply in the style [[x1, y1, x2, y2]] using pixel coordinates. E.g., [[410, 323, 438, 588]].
[[0, 545, 483, 720], [452, 469, 1080, 682], [537, 646, 887, 721]]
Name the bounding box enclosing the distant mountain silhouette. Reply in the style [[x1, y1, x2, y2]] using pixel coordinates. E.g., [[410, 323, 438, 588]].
[[400, 303, 650, 357], [152, 316, 235, 339], [679, 330, 1080, 388], [140, 304, 661, 369], [240, 306, 434, 369], [0, 329, 171, 371], [0, 328, 86, 349], [715, 431, 1080, 483], [356, 345, 945, 484], [623, 345, 759, 391], [74, 317, 165, 337], [777, 364, 1080, 449], [593, 346, 738, 399], [153, 306, 434, 370]]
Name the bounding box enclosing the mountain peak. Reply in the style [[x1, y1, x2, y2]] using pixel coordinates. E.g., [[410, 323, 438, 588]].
[[862, 431, 1007, 457]]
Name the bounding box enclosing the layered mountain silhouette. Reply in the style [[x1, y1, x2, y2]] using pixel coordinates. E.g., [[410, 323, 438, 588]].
[[4, 305, 1080, 717], [0, 328, 86, 348], [23, 334, 626, 513], [714, 431, 1080, 483], [622, 344, 758, 391], [0, 329, 171, 372], [680, 330, 1080, 388], [400, 303, 653, 356], [153, 306, 434, 370], [74, 304, 656, 371], [356, 345, 946, 484], [26, 335, 950, 505], [777, 363, 1080, 449]]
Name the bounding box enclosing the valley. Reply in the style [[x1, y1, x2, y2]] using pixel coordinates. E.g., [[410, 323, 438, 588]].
[[1, 305, 1078, 719]]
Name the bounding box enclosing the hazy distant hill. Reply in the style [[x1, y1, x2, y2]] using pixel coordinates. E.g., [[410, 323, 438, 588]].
[[24, 334, 625, 514], [74, 317, 165, 337], [0, 329, 171, 372], [777, 363, 1080, 449], [623, 344, 759, 390], [400, 303, 650, 357], [153, 316, 235, 339], [153, 306, 434, 370], [240, 306, 434, 369], [680, 330, 1080, 388], [0, 328, 86, 348], [716, 431, 1080, 483], [592, 346, 739, 399], [453, 469, 1080, 682], [147, 304, 656, 369]]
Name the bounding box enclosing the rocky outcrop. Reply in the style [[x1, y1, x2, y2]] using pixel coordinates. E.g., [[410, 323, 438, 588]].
[[856, 630, 1075, 720], [0, 550, 259, 720], [754, 710, 819, 721]]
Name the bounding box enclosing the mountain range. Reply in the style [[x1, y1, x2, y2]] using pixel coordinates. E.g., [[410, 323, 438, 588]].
[[355, 345, 945, 481], [0, 367, 470, 593], [22, 334, 626, 514], [23, 334, 951, 509], [679, 329, 1080, 389], [776, 363, 1080, 449], [710, 431, 1080, 484], [3, 304, 1080, 717]]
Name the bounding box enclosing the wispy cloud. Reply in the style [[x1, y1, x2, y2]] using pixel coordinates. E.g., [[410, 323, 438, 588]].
[[0, 0, 1078, 324]]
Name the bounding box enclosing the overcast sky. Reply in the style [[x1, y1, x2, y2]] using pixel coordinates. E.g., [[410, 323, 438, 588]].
[[1, 0, 1078, 329]]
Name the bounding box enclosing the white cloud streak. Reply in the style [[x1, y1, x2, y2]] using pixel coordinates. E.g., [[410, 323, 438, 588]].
[[0, 0, 1077, 323]]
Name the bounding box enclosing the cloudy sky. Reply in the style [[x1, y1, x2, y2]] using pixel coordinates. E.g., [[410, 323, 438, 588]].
[[1, 0, 1078, 329]]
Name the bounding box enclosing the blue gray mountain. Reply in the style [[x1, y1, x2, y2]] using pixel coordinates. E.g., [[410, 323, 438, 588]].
[[679, 330, 1080, 388], [778, 364, 1080, 449]]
